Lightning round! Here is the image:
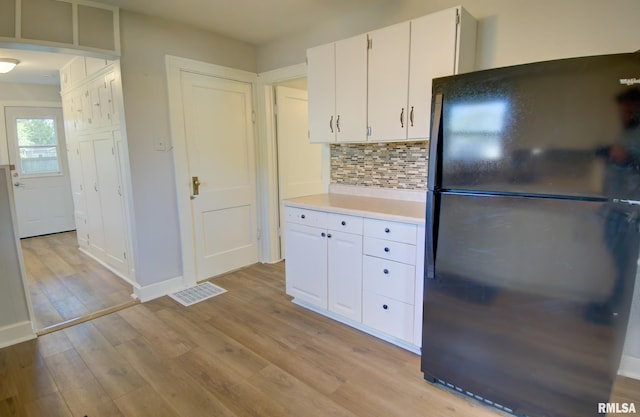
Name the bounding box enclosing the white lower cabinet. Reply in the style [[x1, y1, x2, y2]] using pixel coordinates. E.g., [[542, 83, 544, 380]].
[[284, 204, 424, 352], [285, 222, 328, 307]]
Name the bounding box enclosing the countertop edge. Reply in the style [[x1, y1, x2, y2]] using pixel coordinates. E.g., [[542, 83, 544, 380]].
[[284, 194, 426, 225]]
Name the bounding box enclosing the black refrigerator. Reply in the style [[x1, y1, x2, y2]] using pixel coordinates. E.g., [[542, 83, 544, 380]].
[[422, 52, 640, 417]]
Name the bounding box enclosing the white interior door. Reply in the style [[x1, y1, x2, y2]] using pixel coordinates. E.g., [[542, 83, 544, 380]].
[[181, 71, 259, 280], [275, 85, 324, 257], [5, 107, 75, 238]]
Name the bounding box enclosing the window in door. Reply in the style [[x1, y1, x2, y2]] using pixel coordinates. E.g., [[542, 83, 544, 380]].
[[15, 117, 62, 176]]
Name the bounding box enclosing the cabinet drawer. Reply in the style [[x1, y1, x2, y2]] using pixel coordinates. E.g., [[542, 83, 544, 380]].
[[363, 292, 414, 342], [326, 212, 363, 235], [285, 206, 327, 227], [363, 237, 416, 265], [364, 218, 417, 244], [363, 256, 415, 304]]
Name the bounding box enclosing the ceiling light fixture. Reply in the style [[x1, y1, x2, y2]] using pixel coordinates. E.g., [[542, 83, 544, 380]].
[[0, 58, 20, 74]]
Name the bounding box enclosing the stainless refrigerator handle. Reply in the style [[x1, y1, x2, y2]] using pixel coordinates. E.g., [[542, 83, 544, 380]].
[[425, 191, 439, 279], [428, 93, 443, 191]]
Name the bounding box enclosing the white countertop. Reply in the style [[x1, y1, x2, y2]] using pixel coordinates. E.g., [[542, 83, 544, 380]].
[[284, 193, 426, 225]]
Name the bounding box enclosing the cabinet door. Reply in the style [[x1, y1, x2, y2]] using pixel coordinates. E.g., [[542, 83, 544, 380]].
[[367, 21, 410, 142], [307, 43, 336, 143], [285, 222, 328, 307], [80, 87, 94, 130], [94, 134, 128, 273], [408, 7, 459, 140], [327, 231, 363, 321], [78, 140, 104, 254], [335, 34, 367, 142]]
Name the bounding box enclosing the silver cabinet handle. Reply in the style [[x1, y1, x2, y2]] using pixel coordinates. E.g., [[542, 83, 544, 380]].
[[329, 116, 334, 133], [400, 108, 404, 128], [410, 106, 414, 127], [336, 115, 341, 132]]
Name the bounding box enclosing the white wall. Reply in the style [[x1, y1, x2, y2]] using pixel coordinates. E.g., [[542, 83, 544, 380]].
[[256, 0, 640, 72], [118, 11, 256, 286]]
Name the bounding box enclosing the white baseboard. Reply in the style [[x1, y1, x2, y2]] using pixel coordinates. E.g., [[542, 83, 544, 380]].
[[619, 355, 640, 381], [0, 321, 36, 349], [133, 275, 185, 302], [79, 247, 137, 288]]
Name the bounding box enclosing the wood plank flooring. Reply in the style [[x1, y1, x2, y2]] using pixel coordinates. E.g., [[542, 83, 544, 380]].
[[1, 261, 638, 417], [21, 231, 134, 332]]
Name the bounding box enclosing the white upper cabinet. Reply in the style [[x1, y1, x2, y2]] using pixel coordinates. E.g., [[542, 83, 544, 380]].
[[307, 34, 368, 143], [408, 7, 477, 141], [367, 21, 411, 142], [307, 5, 476, 143], [307, 43, 336, 143]]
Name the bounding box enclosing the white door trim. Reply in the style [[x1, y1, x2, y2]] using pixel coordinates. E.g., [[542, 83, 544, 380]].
[[166, 55, 259, 287], [256, 63, 310, 263]]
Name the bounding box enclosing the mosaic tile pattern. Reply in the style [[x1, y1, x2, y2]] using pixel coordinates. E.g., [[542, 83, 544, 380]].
[[330, 141, 428, 190]]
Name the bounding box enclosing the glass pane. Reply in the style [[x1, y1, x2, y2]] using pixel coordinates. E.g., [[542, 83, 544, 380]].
[[16, 118, 58, 146], [20, 146, 60, 175]]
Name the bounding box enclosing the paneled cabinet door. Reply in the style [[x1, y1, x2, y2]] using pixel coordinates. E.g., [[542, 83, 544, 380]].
[[285, 222, 328, 307], [408, 7, 460, 140], [327, 231, 363, 321], [78, 140, 104, 254], [307, 42, 336, 143], [367, 21, 411, 142], [334, 34, 368, 142]]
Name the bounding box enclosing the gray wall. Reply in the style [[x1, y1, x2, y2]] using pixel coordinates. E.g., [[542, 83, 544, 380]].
[[0, 167, 31, 344], [118, 10, 256, 286], [256, 0, 640, 72]]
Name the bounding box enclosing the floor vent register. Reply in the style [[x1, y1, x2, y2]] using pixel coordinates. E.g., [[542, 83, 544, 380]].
[[169, 282, 227, 307]]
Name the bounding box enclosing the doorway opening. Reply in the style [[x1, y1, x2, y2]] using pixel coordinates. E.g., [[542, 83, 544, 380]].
[[1, 47, 137, 334]]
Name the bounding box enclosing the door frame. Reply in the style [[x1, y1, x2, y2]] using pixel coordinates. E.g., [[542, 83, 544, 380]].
[[166, 55, 260, 287], [256, 63, 330, 263]]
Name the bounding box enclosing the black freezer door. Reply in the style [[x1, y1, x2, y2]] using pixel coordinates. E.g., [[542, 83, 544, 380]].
[[421, 192, 639, 417], [432, 52, 640, 200]]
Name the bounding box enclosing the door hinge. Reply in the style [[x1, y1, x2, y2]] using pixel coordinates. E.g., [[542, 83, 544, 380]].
[[456, 9, 460, 25], [367, 38, 373, 49], [278, 227, 282, 237], [273, 103, 278, 115]]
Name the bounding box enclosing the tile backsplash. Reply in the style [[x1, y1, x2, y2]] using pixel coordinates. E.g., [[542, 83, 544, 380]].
[[330, 141, 428, 190]]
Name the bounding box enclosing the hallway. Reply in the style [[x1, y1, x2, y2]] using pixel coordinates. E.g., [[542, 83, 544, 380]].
[[21, 231, 135, 332]]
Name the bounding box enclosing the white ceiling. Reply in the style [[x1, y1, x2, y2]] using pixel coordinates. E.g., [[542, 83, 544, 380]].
[[0, 0, 388, 86], [0, 48, 75, 85]]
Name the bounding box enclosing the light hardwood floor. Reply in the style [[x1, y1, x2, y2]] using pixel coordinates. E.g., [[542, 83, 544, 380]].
[[21, 231, 134, 332], [1, 262, 638, 417]]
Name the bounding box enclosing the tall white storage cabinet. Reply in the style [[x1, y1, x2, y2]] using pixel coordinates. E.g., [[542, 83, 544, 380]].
[[307, 5, 477, 143], [60, 57, 134, 282]]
